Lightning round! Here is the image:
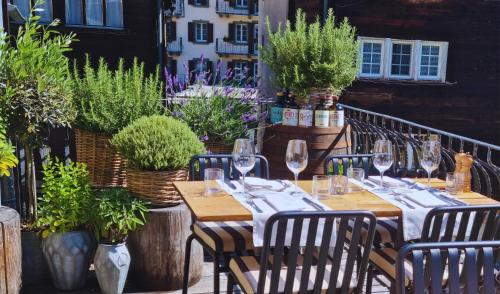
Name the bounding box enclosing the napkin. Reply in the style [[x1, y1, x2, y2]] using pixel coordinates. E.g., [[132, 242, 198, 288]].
[[405, 190, 449, 207], [264, 193, 306, 211]]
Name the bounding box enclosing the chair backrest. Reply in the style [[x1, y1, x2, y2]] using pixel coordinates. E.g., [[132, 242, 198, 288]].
[[257, 211, 376, 294], [395, 241, 500, 294], [421, 205, 500, 242], [323, 154, 373, 178], [189, 154, 269, 181]]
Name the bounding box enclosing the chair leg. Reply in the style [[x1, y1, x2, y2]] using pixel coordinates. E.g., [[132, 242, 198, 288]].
[[182, 234, 195, 294], [227, 272, 235, 294], [365, 264, 374, 294], [213, 253, 221, 294]]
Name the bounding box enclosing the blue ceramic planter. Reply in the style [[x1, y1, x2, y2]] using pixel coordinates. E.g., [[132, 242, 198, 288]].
[[94, 243, 131, 294]]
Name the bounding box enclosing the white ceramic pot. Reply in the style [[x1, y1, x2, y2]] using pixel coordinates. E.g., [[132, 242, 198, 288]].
[[94, 243, 131, 294]]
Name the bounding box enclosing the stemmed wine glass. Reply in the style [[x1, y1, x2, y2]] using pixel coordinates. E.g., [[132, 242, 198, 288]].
[[373, 139, 394, 189], [232, 138, 256, 196], [419, 140, 441, 185], [286, 140, 308, 194]]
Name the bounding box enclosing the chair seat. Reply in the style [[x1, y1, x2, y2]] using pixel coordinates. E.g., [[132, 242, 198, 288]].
[[347, 217, 399, 246], [193, 221, 254, 253], [229, 255, 358, 294]]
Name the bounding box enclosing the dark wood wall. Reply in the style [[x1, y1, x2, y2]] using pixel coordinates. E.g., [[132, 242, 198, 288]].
[[294, 0, 500, 145]]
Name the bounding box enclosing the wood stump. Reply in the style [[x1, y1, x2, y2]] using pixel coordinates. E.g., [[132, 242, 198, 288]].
[[128, 204, 203, 291], [0, 207, 21, 294]]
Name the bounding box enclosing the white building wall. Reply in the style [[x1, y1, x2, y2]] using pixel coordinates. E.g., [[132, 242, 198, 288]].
[[169, 0, 258, 82]]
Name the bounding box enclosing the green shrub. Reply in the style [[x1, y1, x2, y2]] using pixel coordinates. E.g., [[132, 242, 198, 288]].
[[0, 117, 17, 177], [260, 9, 358, 97], [111, 115, 205, 171], [72, 57, 165, 135], [36, 158, 93, 238], [91, 188, 148, 245]]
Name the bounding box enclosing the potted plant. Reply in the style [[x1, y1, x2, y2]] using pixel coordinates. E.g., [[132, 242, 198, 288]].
[[260, 9, 358, 101], [72, 57, 164, 188], [91, 188, 148, 294], [0, 10, 76, 285], [36, 158, 95, 290], [111, 115, 205, 207]]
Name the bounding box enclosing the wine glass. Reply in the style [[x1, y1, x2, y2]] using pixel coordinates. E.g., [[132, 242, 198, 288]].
[[419, 140, 441, 185], [373, 139, 394, 189], [286, 140, 308, 194], [232, 138, 256, 195]]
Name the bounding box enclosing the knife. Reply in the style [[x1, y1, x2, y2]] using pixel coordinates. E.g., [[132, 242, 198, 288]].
[[224, 178, 237, 190], [302, 197, 325, 211]]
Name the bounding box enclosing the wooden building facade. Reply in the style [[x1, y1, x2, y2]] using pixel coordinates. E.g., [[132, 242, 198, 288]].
[[293, 0, 500, 145]]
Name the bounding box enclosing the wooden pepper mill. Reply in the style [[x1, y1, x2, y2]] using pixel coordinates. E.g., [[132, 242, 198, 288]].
[[454, 152, 474, 192]]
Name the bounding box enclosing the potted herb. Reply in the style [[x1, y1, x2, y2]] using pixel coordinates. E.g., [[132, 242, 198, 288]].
[[36, 158, 94, 290], [92, 188, 148, 294], [72, 57, 164, 188], [111, 115, 205, 207], [260, 9, 358, 101]]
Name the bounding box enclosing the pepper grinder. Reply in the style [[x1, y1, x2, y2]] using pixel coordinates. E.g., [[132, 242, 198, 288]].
[[460, 153, 474, 193]]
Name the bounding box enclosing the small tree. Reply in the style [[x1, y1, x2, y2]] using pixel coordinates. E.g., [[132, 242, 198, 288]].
[[0, 4, 76, 221]]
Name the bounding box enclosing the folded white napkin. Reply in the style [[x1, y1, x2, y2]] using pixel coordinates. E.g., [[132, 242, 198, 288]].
[[264, 193, 306, 211], [405, 190, 449, 207]]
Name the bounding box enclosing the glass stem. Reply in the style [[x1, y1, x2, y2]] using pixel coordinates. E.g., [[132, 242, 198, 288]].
[[380, 172, 384, 188], [242, 172, 246, 195], [427, 171, 431, 184], [294, 172, 299, 193]]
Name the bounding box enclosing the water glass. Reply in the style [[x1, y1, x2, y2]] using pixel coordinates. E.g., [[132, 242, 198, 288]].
[[373, 139, 394, 189], [312, 175, 331, 200], [346, 168, 365, 192], [420, 140, 442, 185], [446, 172, 464, 195], [204, 168, 224, 196], [232, 139, 256, 196], [286, 140, 308, 193], [331, 175, 348, 195]]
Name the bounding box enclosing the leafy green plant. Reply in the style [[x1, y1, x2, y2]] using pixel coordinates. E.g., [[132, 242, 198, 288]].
[[36, 158, 93, 238], [169, 87, 264, 145], [91, 188, 148, 245], [0, 7, 76, 221], [0, 118, 18, 177], [111, 115, 205, 171], [72, 57, 165, 135], [260, 9, 358, 97]]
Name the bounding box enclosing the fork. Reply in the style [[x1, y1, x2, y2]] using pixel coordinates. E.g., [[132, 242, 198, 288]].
[[246, 199, 263, 213]]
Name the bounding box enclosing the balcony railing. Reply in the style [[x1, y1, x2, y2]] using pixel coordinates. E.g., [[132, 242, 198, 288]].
[[167, 38, 183, 54], [216, 38, 256, 55], [216, 0, 258, 16]]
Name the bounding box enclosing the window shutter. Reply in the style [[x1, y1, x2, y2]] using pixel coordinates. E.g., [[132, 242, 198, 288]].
[[188, 0, 195, 5], [188, 22, 195, 42], [228, 23, 235, 42], [248, 0, 254, 14], [208, 23, 214, 43], [201, 0, 209, 6], [229, 0, 236, 7], [170, 22, 177, 40], [248, 23, 254, 54]]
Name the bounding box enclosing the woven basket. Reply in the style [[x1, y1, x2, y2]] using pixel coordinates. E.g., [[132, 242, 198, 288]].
[[309, 88, 338, 107], [126, 168, 188, 207], [74, 129, 127, 188], [204, 140, 233, 154]]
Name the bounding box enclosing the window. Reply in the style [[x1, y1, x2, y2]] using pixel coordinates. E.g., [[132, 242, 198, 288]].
[[253, 25, 258, 53], [11, 0, 53, 22], [195, 59, 208, 73], [233, 61, 247, 80], [195, 22, 208, 42], [357, 37, 448, 82], [253, 62, 258, 78], [236, 0, 248, 8], [195, 0, 203, 5], [359, 41, 383, 77], [64, 0, 123, 28], [235, 23, 248, 44]]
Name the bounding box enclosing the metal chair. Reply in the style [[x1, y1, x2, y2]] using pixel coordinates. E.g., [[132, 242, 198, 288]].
[[367, 204, 500, 293], [227, 211, 377, 294], [395, 241, 500, 294], [183, 154, 269, 294]]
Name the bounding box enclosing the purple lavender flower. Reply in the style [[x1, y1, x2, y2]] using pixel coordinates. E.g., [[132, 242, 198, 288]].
[[226, 105, 234, 112], [200, 134, 209, 142], [241, 113, 257, 123]]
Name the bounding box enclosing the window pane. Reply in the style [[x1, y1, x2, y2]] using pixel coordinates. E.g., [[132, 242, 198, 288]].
[[360, 41, 383, 76], [421, 45, 430, 55], [65, 0, 83, 24], [363, 43, 371, 52], [401, 54, 410, 64], [430, 56, 439, 66], [420, 44, 440, 78], [362, 64, 370, 74], [391, 43, 412, 76], [372, 53, 381, 63], [430, 46, 440, 55], [35, 0, 53, 23], [421, 56, 429, 66], [13, 0, 30, 19], [420, 67, 428, 76], [371, 65, 380, 74], [106, 0, 123, 28], [373, 43, 382, 53], [429, 66, 438, 76], [86, 0, 103, 26], [362, 53, 371, 63]]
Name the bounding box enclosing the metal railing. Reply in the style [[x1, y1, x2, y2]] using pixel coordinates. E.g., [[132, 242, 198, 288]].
[[216, 38, 251, 55], [167, 38, 183, 54], [340, 103, 500, 198], [216, 0, 258, 16]]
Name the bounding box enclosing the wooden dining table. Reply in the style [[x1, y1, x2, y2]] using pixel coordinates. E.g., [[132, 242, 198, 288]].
[[173, 178, 499, 222]]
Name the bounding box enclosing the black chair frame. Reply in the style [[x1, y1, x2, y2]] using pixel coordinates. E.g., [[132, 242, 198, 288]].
[[324, 154, 374, 177]]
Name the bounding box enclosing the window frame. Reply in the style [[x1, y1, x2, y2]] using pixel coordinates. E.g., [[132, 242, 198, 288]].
[[64, 0, 124, 29], [388, 39, 415, 80], [11, 0, 53, 23], [357, 37, 385, 79], [235, 23, 248, 44], [233, 60, 248, 80], [235, 0, 248, 8], [195, 21, 208, 43], [416, 41, 448, 82]]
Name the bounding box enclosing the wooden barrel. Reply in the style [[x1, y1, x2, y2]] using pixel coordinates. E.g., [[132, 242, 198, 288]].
[[128, 204, 203, 291], [0, 207, 21, 294], [262, 124, 351, 179]]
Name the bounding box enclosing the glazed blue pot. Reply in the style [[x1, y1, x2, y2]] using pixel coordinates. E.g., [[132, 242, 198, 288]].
[[94, 243, 131, 294]]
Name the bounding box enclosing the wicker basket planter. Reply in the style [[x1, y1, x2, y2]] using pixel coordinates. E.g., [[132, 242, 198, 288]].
[[204, 139, 233, 154], [74, 129, 127, 188], [126, 169, 188, 207]]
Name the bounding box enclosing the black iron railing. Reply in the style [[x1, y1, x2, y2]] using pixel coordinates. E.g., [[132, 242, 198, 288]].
[[341, 103, 500, 198], [167, 38, 183, 54], [216, 0, 258, 16], [216, 38, 253, 55]]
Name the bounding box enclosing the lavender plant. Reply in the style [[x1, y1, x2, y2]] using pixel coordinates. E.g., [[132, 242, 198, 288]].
[[165, 58, 266, 146]]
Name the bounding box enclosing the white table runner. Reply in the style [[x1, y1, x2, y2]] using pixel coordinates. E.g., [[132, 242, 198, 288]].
[[220, 177, 333, 247]]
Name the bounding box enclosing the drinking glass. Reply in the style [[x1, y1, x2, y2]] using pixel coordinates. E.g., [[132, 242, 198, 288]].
[[419, 140, 442, 185], [331, 175, 348, 195], [204, 168, 224, 196], [347, 168, 365, 192], [285, 140, 308, 193], [373, 140, 394, 188], [232, 139, 256, 195], [446, 172, 464, 195], [312, 175, 331, 200]]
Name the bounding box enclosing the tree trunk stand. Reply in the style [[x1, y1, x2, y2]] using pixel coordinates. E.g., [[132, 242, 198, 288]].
[[128, 204, 203, 291], [0, 207, 21, 294]]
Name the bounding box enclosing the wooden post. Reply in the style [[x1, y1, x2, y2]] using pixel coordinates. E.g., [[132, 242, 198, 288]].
[[0, 207, 21, 294], [128, 204, 203, 291]]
